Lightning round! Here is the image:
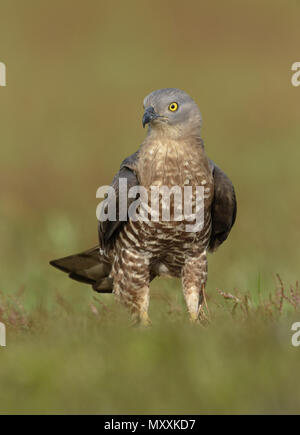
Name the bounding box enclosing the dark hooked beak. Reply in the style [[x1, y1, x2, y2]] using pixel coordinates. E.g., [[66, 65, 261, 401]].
[[142, 106, 159, 128]]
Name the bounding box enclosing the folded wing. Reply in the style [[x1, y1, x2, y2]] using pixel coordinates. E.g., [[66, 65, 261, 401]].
[[209, 160, 237, 252], [50, 152, 140, 292]]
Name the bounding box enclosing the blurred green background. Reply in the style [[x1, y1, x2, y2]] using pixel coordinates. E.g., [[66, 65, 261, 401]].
[[0, 0, 300, 414]]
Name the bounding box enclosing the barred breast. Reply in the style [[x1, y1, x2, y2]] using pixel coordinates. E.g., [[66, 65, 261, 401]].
[[112, 135, 214, 278]]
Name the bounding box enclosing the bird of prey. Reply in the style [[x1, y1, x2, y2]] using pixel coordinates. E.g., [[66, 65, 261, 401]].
[[50, 88, 236, 325]]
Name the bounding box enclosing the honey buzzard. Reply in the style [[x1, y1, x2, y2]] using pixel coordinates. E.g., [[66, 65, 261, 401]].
[[50, 88, 236, 325]]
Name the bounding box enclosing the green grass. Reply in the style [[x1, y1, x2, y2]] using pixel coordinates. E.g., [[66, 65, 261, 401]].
[[1, 276, 300, 414], [1, 0, 300, 414]]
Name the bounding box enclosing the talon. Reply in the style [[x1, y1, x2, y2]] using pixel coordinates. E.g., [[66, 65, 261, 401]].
[[198, 304, 211, 326], [132, 311, 151, 327], [189, 311, 199, 323], [140, 311, 152, 327]]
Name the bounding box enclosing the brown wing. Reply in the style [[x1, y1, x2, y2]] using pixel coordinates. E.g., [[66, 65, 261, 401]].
[[98, 152, 140, 248], [209, 160, 237, 252], [50, 152, 140, 292]]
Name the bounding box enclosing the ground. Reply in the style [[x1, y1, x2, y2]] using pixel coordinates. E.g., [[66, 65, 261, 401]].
[[1, 280, 300, 413]]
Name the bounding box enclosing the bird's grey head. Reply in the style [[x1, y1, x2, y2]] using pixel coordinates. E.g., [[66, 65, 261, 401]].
[[142, 88, 202, 138]]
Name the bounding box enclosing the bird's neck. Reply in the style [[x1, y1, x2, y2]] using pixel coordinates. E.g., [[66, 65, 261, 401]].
[[137, 135, 210, 187]]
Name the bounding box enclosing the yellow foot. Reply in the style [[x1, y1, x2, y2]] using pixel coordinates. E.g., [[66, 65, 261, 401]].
[[131, 311, 152, 327], [189, 311, 200, 324], [140, 311, 152, 327], [189, 306, 211, 326]]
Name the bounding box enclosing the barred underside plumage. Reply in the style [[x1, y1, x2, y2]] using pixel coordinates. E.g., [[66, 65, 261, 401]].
[[50, 88, 236, 324], [108, 135, 213, 318]]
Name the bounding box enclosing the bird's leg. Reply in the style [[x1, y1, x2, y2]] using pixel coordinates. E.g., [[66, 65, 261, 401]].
[[182, 251, 209, 323], [112, 248, 151, 326], [131, 287, 151, 327]]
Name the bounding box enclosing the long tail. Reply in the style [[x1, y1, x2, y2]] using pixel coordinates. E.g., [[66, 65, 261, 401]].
[[49, 246, 113, 293]]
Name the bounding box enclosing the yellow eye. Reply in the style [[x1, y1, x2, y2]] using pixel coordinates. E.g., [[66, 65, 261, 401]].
[[168, 102, 178, 112]]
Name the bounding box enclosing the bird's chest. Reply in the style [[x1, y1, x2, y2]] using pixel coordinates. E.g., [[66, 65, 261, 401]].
[[136, 139, 214, 211], [129, 139, 214, 253], [137, 140, 208, 187]]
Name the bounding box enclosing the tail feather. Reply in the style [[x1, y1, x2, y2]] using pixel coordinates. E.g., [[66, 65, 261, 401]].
[[50, 246, 113, 293]]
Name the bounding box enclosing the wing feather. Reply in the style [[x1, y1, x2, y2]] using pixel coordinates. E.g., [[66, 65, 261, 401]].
[[50, 152, 140, 292], [209, 160, 237, 252], [98, 152, 140, 248]]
